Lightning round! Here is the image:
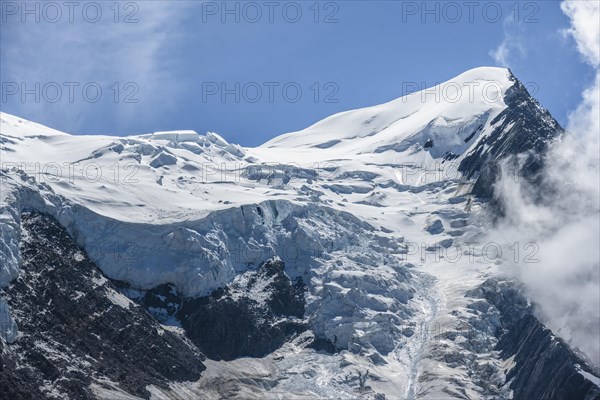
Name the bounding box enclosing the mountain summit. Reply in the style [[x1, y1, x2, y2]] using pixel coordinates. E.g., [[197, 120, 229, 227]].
[[263, 67, 515, 151], [0, 68, 596, 400]]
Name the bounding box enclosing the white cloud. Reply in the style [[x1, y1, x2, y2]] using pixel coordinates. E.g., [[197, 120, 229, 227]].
[[561, 0, 600, 141], [489, 18, 527, 67], [489, 40, 511, 67], [491, 0, 600, 365], [561, 0, 600, 66]]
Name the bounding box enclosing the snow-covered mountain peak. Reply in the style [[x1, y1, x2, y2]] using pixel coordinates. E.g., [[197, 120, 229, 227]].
[[259, 67, 514, 157], [0, 67, 545, 226], [2, 65, 597, 400]]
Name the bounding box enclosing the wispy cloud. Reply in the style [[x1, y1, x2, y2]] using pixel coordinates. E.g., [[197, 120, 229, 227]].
[[1, 2, 191, 133], [489, 18, 527, 67]]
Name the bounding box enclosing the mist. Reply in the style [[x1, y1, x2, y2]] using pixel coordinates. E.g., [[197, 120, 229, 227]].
[[490, 0, 600, 365]]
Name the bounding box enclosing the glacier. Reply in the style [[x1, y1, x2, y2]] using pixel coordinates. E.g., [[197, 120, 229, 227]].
[[1, 67, 599, 399]]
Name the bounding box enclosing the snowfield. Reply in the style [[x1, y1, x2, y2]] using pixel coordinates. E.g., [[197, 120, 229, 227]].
[[1, 67, 597, 399]]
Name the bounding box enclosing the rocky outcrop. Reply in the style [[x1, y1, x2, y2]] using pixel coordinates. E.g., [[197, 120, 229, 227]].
[[177, 258, 307, 360], [0, 336, 47, 400], [0, 213, 206, 399], [459, 71, 563, 201], [123, 257, 307, 362], [469, 280, 600, 400]]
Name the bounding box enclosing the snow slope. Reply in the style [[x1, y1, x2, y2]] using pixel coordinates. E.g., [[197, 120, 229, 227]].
[[1, 67, 596, 399], [261, 67, 511, 155]]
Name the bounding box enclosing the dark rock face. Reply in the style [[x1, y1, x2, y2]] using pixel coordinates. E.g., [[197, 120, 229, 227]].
[[114, 257, 308, 362], [0, 213, 205, 399], [177, 258, 307, 361], [0, 336, 46, 400], [470, 280, 600, 400], [111, 280, 184, 325], [459, 71, 564, 201]]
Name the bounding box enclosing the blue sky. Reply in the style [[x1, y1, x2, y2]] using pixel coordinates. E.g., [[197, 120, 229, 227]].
[[1, 1, 596, 146]]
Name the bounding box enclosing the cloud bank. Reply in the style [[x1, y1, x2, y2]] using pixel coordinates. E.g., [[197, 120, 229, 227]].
[[491, 0, 600, 365]]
